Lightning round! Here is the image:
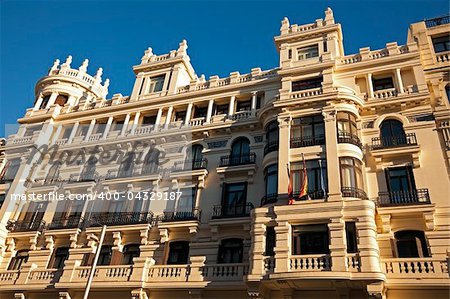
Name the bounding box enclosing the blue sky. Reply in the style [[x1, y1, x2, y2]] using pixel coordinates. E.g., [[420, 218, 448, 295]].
[[1, 0, 448, 137]]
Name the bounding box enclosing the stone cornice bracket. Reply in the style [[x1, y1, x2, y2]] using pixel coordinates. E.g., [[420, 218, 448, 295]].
[[113, 231, 123, 252], [277, 115, 291, 128], [69, 232, 79, 248], [45, 235, 54, 251], [380, 214, 391, 234], [6, 237, 16, 254], [140, 229, 149, 245], [322, 108, 337, 122], [29, 233, 40, 251], [14, 293, 25, 299], [159, 228, 169, 243], [367, 282, 386, 299]]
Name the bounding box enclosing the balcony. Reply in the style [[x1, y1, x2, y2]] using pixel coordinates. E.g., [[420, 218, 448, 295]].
[[425, 15, 450, 28], [202, 263, 249, 281], [378, 189, 431, 207], [159, 208, 201, 222], [382, 257, 449, 279], [68, 170, 98, 183], [261, 193, 278, 206], [373, 88, 398, 99], [173, 159, 208, 172], [7, 219, 46, 232], [219, 153, 256, 167], [371, 133, 417, 150], [290, 135, 325, 148], [229, 110, 252, 121], [293, 189, 327, 200], [148, 265, 190, 282], [70, 265, 133, 283], [290, 254, 331, 272], [48, 215, 84, 230], [88, 212, 154, 227], [341, 187, 368, 200], [264, 141, 279, 155], [337, 132, 362, 149], [212, 203, 254, 219]]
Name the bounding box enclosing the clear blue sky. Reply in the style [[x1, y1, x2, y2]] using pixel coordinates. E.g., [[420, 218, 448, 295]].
[[1, 0, 448, 137]]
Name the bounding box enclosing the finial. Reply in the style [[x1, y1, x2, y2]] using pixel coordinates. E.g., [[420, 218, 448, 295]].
[[62, 55, 72, 68], [141, 47, 153, 63], [79, 59, 89, 72], [200, 74, 205, 82], [281, 17, 290, 34], [94, 67, 103, 84], [49, 59, 60, 75], [325, 7, 334, 24], [104, 78, 110, 89], [177, 39, 188, 54]]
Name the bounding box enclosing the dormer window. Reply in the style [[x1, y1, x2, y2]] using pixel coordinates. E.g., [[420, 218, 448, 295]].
[[297, 45, 319, 60], [432, 35, 450, 53], [372, 77, 394, 91], [148, 75, 165, 93], [292, 77, 323, 92]]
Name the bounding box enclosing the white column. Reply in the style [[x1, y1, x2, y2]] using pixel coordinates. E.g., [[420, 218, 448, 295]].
[[67, 122, 79, 144], [206, 99, 214, 123], [251, 92, 257, 115], [228, 96, 236, 116], [33, 95, 44, 111], [367, 73, 374, 98], [154, 108, 163, 130], [84, 119, 96, 141], [103, 116, 114, 139], [395, 68, 404, 93], [121, 113, 131, 136], [45, 92, 59, 109], [165, 106, 173, 128], [53, 125, 63, 143], [130, 112, 141, 134], [67, 95, 77, 107], [185, 103, 193, 125]]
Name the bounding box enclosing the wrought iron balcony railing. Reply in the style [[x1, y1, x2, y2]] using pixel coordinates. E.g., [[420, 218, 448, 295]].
[[219, 153, 256, 167], [378, 189, 431, 207], [48, 215, 84, 230], [264, 141, 279, 155], [293, 189, 327, 200], [341, 187, 368, 200], [88, 212, 154, 227], [260, 193, 278, 206], [7, 219, 46, 232], [290, 135, 325, 148], [425, 15, 450, 28], [337, 132, 362, 149], [212, 203, 254, 219], [371, 133, 417, 150], [173, 159, 208, 172], [159, 208, 201, 222]]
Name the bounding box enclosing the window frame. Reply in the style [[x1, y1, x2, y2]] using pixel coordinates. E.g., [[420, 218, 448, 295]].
[[292, 224, 330, 255], [218, 238, 244, 264], [167, 241, 190, 265], [339, 157, 364, 190], [8, 250, 29, 270]]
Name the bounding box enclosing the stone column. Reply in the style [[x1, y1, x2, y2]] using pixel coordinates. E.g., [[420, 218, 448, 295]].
[[228, 96, 236, 116], [357, 214, 382, 273], [45, 92, 59, 109], [274, 221, 290, 273], [121, 113, 131, 136], [33, 94, 44, 111], [247, 222, 266, 280], [328, 219, 347, 271], [188, 256, 206, 282], [251, 92, 258, 116], [67, 95, 77, 107], [323, 108, 341, 201], [103, 116, 114, 139], [84, 119, 96, 141], [206, 99, 214, 123], [165, 106, 174, 128], [395, 68, 404, 94], [185, 103, 193, 125], [277, 115, 291, 199], [130, 112, 141, 135], [67, 122, 79, 144], [154, 108, 163, 129], [367, 73, 374, 98]]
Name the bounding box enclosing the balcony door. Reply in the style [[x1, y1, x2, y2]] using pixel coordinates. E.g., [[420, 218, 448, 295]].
[[22, 201, 46, 229], [380, 119, 406, 147], [167, 241, 190, 265], [222, 183, 247, 217], [231, 138, 250, 164], [385, 166, 417, 203]]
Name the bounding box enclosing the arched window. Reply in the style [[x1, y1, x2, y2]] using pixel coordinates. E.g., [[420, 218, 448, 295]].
[[218, 238, 243, 264], [51, 247, 70, 269], [118, 152, 136, 177], [230, 138, 251, 165], [188, 144, 204, 169], [167, 241, 190, 265], [122, 244, 140, 265], [380, 119, 406, 147], [142, 149, 159, 175], [8, 250, 29, 270], [46, 162, 61, 183], [395, 230, 429, 258]]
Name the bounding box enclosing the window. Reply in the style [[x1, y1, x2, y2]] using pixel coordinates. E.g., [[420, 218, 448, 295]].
[[97, 245, 112, 266], [142, 115, 157, 125], [380, 119, 406, 146], [231, 138, 250, 158], [0, 194, 5, 208], [113, 119, 125, 131], [265, 227, 276, 256], [291, 159, 327, 199], [118, 152, 136, 177], [222, 183, 247, 216], [52, 247, 69, 269], [385, 166, 416, 201], [339, 157, 364, 191], [291, 115, 325, 147], [167, 241, 190, 264], [432, 35, 450, 53], [193, 106, 207, 118], [175, 110, 187, 122], [122, 244, 140, 265], [176, 187, 196, 212], [292, 224, 329, 255], [46, 162, 61, 183], [54, 95, 69, 106], [40, 95, 50, 109], [148, 75, 165, 93], [3, 159, 20, 181], [265, 121, 279, 154], [8, 250, 29, 270], [81, 157, 97, 181], [76, 124, 89, 137], [138, 78, 146, 95], [264, 164, 278, 199], [215, 103, 229, 115], [345, 222, 358, 254], [218, 238, 243, 263], [395, 230, 429, 258], [372, 77, 394, 91], [292, 77, 322, 92], [236, 100, 251, 112], [142, 149, 159, 174], [187, 144, 204, 169], [297, 44, 319, 60], [337, 112, 358, 138], [446, 85, 450, 104]]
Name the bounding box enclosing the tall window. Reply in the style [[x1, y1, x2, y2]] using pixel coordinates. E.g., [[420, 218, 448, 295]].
[[432, 35, 450, 53], [122, 244, 140, 265], [345, 222, 358, 254], [193, 106, 207, 118], [372, 77, 394, 91], [264, 165, 278, 199], [81, 156, 97, 181], [176, 187, 196, 213], [187, 144, 204, 169], [118, 152, 136, 177], [339, 157, 364, 194], [446, 85, 450, 104], [222, 183, 247, 216], [265, 227, 276, 256], [167, 241, 190, 265], [215, 103, 229, 115], [8, 250, 29, 270], [291, 115, 325, 147], [51, 247, 69, 269], [142, 149, 159, 174], [230, 138, 251, 164], [218, 238, 243, 263], [148, 75, 165, 93], [337, 112, 359, 143], [297, 44, 319, 60], [385, 166, 417, 203], [97, 245, 112, 266], [39, 95, 50, 109], [291, 159, 328, 199], [292, 224, 329, 255], [291, 77, 322, 92], [380, 119, 406, 147], [175, 110, 187, 122], [265, 121, 279, 154], [46, 162, 61, 183], [142, 115, 157, 125], [236, 100, 251, 112], [3, 159, 20, 181], [395, 230, 429, 258]]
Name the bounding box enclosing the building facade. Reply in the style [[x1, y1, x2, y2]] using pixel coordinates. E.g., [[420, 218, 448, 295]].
[[0, 8, 449, 299]]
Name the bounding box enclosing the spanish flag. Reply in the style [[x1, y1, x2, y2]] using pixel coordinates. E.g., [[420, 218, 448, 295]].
[[298, 153, 309, 200]]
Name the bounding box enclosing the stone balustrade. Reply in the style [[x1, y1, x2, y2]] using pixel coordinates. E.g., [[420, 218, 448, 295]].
[[27, 269, 60, 284], [289, 254, 332, 272], [436, 51, 450, 63], [148, 265, 190, 282], [0, 270, 19, 284], [202, 263, 249, 281], [338, 43, 415, 65], [347, 254, 361, 272], [373, 88, 398, 99], [381, 258, 449, 279], [290, 87, 323, 99]]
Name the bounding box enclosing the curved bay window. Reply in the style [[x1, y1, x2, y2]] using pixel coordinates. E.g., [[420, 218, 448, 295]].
[[45, 162, 61, 184], [376, 119, 414, 149], [264, 121, 279, 155], [291, 159, 328, 200], [218, 238, 243, 263], [51, 247, 69, 269], [142, 148, 160, 174], [118, 152, 136, 177], [290, 115, 325, 148], [339, 157, 366, 199], [395, 230, 429, 258], [8, 250, 29, 270], [167, 241, 190, 265], [262, 165, 278, 205], [337, 112, 361, 148], [122, 244, 140, 265]]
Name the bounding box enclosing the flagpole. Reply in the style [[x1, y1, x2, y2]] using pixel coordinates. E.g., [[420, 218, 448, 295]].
[[83, 224, 106, 299]]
